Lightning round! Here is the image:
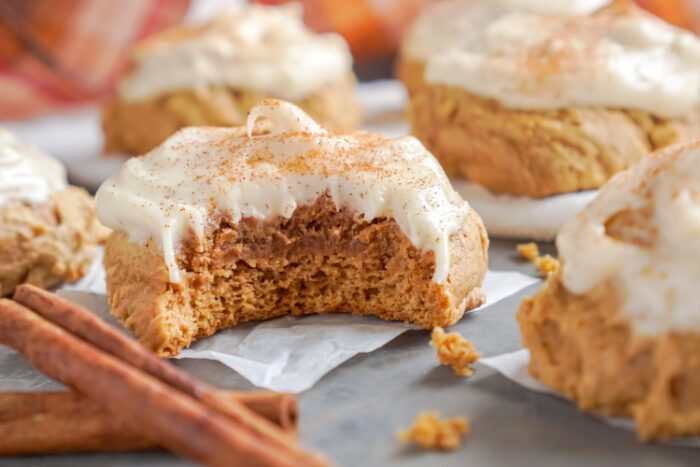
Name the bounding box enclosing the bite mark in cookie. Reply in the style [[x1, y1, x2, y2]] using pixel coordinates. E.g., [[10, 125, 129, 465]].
[[98, 100, 488, 356]]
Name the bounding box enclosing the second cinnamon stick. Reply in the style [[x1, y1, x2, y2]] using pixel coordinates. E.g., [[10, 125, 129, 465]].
[[0, 391, 297, 456]]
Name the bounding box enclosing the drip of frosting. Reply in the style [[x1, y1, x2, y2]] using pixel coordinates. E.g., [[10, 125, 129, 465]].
[[0, 128, 67, 208], [95, 100, 470, 285], [557, 143, 700, 335], [407, 0, 700, 117], [402, 0, 612, 60], [119, 4, 353, 102]]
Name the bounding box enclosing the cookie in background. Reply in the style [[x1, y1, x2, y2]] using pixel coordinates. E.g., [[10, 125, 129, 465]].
[[518, 140, 700, 440], [1, 0, 699, 121], [0, 128, 108, 295], [399, 0, 700, 240], [102, 3, 361, 155]]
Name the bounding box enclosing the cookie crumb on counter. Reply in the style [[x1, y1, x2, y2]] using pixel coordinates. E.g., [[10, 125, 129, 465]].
[[431, 327, 480, 377], [535, 254, 560, 277], [516, 243, 560, 277], [516, 242, 540, 262], [398, 412, 470, 450]]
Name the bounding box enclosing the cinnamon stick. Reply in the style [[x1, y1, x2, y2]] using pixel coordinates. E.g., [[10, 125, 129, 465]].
[[14, 285, 245, 409], [13, 285, 304, 453], [0, 298, 326, 466], [0, 391, 296, 456]]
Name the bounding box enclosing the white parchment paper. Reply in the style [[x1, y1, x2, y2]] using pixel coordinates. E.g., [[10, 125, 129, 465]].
[[55, 265, 538, 393], [480, 350, 700, 447]]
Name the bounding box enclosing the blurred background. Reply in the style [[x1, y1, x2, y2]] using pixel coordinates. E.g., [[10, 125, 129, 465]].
[[1, 0, 699, 121]]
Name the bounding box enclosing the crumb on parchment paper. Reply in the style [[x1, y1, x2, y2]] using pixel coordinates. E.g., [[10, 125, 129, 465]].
[[430, 327, 480, 377], [398, 412, 470, 451]]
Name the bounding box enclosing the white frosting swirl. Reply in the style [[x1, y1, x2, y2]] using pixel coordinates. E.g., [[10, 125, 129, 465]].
[[558, 142, 700, 335], [406, 0, 700, 117], [119, 4, 353, 102], [95, 100, 470, 285], [0, 128, 67, 207]]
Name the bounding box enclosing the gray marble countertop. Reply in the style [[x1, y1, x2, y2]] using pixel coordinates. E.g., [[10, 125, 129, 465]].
[[1, 239, 697, 467]]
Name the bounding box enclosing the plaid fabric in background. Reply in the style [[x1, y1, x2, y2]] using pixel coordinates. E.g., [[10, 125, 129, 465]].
[[0, 0, 189, 120], [0, 0, 698, 121]]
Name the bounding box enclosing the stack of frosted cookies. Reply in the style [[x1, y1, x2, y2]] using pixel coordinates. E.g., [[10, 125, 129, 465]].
[[399, 0, 700, 239]]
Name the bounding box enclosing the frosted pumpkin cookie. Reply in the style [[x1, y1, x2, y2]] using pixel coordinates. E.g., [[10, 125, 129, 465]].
[[96, 100, 488, 357], [400, 0, 700, 239], [518, 141, 700, 440], [0, 129, 108, 296], [398, 0, 611, 96], [102, 4, 361, 155]]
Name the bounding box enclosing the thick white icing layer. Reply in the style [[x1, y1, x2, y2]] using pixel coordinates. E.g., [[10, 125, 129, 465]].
[[558, 143, 700, 335], [95, 100, 470, 285], [402, 0, 611, 60], [0, 128, 67, 207], [406, 0, 700, 117], [452, 180, 596, 240], [120, 4, 353, 102]]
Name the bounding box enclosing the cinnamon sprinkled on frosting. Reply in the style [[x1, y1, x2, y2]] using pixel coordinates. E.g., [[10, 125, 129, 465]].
[[403, 0, 612, 61], [406, 0, 700, 117], [95, 100, 470, 284]]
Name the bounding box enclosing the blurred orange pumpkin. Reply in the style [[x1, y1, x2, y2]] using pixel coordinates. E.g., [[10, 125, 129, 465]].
[[636, 0, 695, 29]]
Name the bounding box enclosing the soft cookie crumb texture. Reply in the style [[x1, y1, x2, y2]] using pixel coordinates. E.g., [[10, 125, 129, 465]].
[[105, 195, 488, 356], [430, 327, 480, 377], [516, 242, 540, 262], [535, 255, 560, 277], [398, 412, 470, 451]]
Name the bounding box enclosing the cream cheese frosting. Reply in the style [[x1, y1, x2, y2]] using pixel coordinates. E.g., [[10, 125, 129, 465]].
[[0, 128, 67, 208], [95, 100, 471, 285], [452, 180, 597, 240], [119, 4, 353, 102], [407, 0, 700, 117], [402, 0, 612, 60], [558, 143, 700, 335]]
